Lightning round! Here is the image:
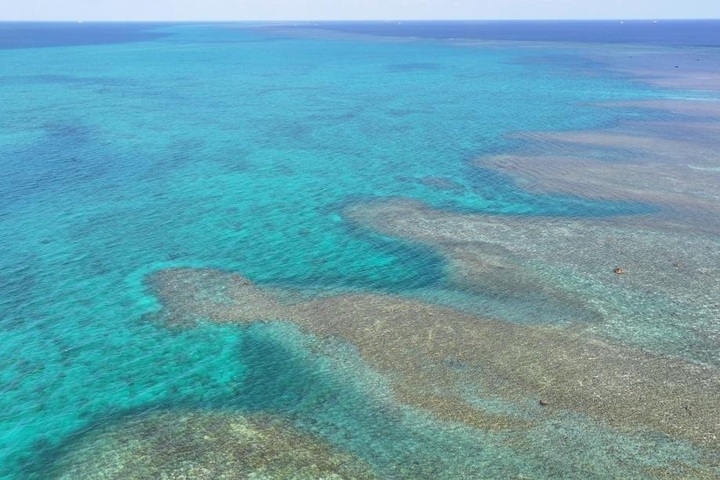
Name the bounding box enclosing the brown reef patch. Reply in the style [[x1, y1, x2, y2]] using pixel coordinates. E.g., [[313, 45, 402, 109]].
[[148, 265, 720, 453], [50, 411, 375, 479], [347, 199, 720, 364], [478, 96, 720, 235], [484, 126, 720, 221]]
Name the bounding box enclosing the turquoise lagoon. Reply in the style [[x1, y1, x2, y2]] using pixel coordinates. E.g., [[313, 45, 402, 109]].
[[0, 22, 718, 478]]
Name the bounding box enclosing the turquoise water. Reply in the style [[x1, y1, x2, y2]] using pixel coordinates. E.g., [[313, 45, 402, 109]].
[[0, 23, 712, 478]]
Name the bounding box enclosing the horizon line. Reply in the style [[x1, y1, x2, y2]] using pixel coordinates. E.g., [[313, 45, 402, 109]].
[[1, 18, 719, 23]]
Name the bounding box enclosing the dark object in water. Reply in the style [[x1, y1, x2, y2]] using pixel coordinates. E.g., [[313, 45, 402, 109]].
[[614, 267, 626, 275]]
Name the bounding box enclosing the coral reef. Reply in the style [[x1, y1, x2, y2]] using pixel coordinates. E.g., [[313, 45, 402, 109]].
[[49, 411, 375, 479], [148, 266, 720, 455]]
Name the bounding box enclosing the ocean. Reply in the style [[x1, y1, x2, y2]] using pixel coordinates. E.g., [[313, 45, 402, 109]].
[[0, 21, 719, 478]]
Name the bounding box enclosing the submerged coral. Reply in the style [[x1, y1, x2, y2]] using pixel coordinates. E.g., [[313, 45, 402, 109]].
[[148, 266, 720, 457], [480, 99, 720, 234], [49, 411, 375, 479]]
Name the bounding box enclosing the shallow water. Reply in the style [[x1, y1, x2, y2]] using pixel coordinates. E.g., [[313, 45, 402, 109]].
[[1, 21, 719, 478]]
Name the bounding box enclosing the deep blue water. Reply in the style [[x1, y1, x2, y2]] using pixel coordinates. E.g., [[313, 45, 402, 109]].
[[0, 21, 718, 479], [3, 20, 720, 50], [0, 22, 170, 49], [290, 20, 720, 46]]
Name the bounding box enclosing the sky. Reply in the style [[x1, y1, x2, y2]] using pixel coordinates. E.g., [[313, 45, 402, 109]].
[[2, 0, 719, 21]]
